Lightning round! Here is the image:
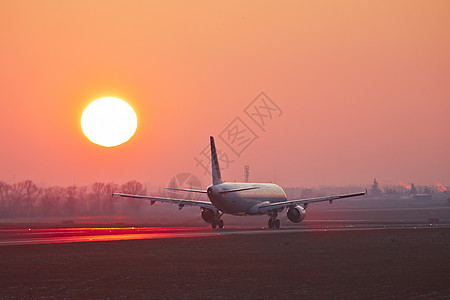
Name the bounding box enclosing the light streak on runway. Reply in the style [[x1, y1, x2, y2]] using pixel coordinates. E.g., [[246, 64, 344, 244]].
[[0, 224, 448, 246]]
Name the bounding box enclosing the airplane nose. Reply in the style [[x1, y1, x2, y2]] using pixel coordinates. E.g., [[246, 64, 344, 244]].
[[207, 187, 214, 200]]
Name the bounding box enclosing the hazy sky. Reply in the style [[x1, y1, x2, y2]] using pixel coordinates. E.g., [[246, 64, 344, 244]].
[[1, 1, 449, 188]]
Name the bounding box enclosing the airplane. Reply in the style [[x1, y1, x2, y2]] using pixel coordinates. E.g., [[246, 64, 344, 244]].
[[114, 136, 366, 229]]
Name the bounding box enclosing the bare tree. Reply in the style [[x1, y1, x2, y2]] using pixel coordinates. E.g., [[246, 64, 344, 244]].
[[0, 182, 11, 217], [90, 182, 106, 215], [90, 182, 119, 215], [76, 185, 89, 215], [102, 182, 119, 215], [120, 180, 147, 214], [64, 186, 78, 216], [371, 178, 382, 196], [39, 186, 66, 217], [9, 181, 38, 216], [23, 180, 38, 217], [121, 180, 146, 195]]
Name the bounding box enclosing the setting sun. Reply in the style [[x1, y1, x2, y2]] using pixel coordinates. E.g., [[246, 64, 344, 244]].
[[81, 97, 137, 147]]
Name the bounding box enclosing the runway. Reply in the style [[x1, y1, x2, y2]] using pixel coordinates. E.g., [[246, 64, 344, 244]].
[[1, 223, 448, 246], [1, 225, 449, 299]]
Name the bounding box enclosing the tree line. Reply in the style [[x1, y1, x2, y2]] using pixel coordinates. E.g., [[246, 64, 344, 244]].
[[370, 178, 448, 197], [1, 178, 448, 219], [0, 180, 150, 218]]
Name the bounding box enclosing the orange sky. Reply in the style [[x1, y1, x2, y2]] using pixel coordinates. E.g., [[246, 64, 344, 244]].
[[1, 0, 449, 188]]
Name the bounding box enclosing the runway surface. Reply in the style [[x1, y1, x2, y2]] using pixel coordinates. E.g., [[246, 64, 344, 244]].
[[1, 223, 448, 246]]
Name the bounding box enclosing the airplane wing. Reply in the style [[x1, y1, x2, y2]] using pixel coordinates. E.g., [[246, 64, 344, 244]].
[[258, 190, 367, 213], [164, 187, 207, 193], [113, 193, 217, 210]]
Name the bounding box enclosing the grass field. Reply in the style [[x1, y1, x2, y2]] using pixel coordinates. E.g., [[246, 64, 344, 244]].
[[0, 228, 449, 299]]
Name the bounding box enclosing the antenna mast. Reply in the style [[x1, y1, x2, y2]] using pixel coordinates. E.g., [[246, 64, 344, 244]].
[[244, 165, 250, 183]]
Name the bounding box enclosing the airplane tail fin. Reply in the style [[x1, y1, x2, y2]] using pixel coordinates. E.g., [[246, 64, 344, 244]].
[[210, 136, 223, 185]]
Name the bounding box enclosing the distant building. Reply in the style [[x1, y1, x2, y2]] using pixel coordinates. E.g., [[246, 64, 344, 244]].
[[412, 194, 432, 201]]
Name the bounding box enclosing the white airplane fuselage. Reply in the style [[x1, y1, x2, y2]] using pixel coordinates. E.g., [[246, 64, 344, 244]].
[[207, 182, 287, 215]]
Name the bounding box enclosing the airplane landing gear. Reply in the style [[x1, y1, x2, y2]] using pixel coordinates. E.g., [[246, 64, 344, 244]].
[[211, 219, 224, 229], [268, 211, 280, 229], [268, 219, 280, 229], [211, 212, 224, 229]]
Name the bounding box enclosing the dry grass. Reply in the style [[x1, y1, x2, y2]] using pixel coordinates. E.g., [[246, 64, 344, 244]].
[[0, 228, 449, 299]]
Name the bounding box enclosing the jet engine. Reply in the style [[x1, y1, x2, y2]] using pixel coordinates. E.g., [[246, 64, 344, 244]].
[[287, 205, 306, 223], [201, 208, 215, 223]]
